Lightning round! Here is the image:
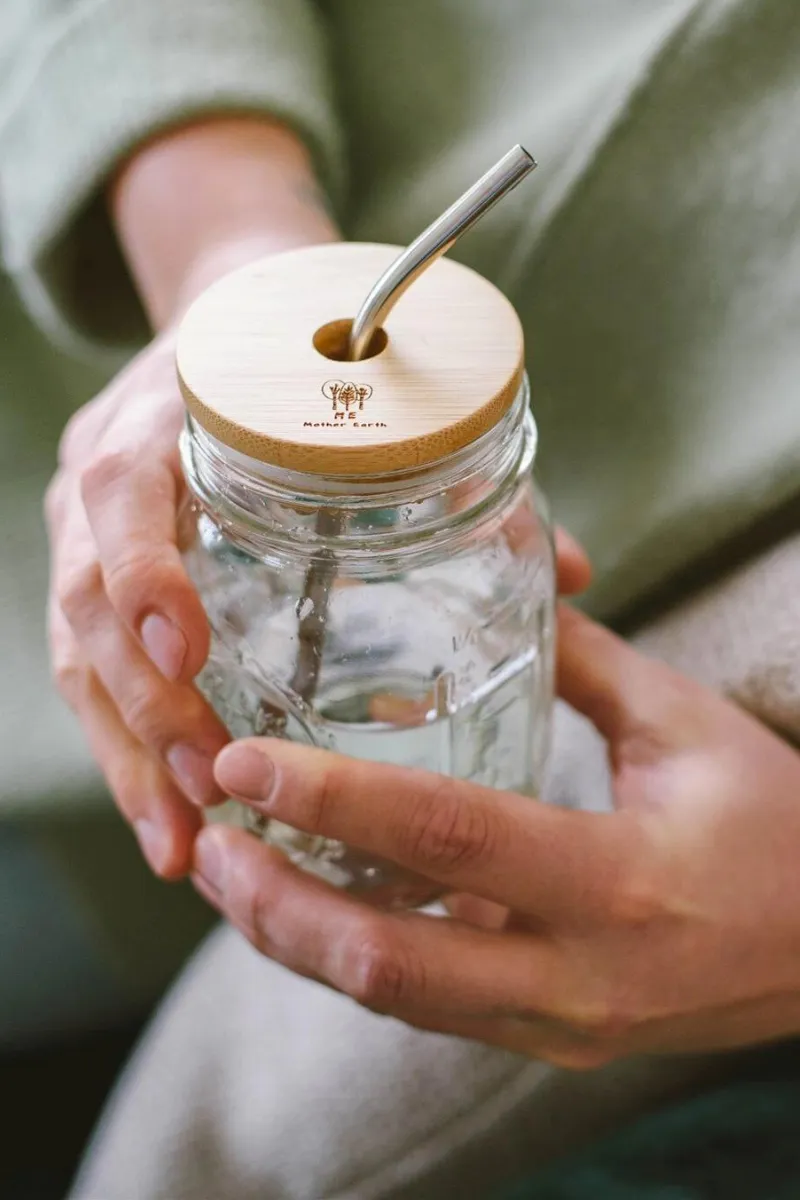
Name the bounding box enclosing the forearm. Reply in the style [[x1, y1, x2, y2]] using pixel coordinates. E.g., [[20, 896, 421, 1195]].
[[110, 116, 340, 332]]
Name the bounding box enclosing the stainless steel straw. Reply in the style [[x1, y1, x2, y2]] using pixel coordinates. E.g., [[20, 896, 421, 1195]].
[[281, 146, 538, 728], [348, 144, 536, 362]]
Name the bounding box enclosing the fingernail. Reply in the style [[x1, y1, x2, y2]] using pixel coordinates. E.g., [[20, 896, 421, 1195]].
[[134, 819, 170, 875], [215, 745, 276, 802], [195, 829, 227, 894], [167, 744, 219, 806], [141, 613, 187, 681]]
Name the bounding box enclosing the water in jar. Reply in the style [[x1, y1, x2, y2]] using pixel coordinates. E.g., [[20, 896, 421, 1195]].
[[186, 506, 553, 904]]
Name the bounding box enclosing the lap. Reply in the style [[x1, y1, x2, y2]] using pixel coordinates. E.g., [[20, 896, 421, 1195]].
[[71, 922, 716, 1200]]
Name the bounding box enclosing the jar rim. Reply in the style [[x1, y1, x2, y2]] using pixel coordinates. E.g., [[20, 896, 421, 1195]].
[[180, 377, 538, 571]]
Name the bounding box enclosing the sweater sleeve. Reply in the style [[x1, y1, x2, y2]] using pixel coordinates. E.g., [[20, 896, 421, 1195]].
[[0, 0, 344, 360]]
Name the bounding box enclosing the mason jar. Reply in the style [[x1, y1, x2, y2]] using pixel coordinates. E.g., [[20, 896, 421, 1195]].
[[176, 243, 556, 908]]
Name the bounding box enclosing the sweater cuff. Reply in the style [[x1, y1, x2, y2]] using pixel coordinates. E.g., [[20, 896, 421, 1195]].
[[0, 0, 344, 361]]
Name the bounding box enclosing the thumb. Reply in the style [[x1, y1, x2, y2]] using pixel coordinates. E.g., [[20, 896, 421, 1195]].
[[556, 604, 692, 749]]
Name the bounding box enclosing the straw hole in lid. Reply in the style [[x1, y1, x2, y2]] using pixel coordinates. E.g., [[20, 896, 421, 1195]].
[[313, 318, 388, 363]]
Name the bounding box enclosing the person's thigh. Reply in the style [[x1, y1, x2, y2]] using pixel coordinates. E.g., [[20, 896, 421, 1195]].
[[70, 918, 717, 1200]]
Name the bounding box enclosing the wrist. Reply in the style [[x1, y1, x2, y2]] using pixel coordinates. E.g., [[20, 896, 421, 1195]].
[[110, 116, 340, 331], [171, 225, 335, 325]]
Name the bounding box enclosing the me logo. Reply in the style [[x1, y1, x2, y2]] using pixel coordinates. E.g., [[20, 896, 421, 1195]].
[[322, 379, 373, 421]]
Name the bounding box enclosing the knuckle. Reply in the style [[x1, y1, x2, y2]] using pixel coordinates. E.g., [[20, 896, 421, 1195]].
[[402, 780, 499, 875], [59, 560, 103, 624], [651, 669, 698, 719], [119, 681, 170, 748], [572, 997, 636, 1042], [245, 878, 277, 952], [58, 408, 91, 466], [583, 690, 624, 742], [44, 473, 66, 527], [342, 923, 425, 1012], [103, 549, 174, 615], [79, 449, 138, 506], [302, 759, 347, 834], [617, 720, 673, 769], [52, 655, 90, 711], [242, 860, 306, 957], [107, 759, 147, 820], [607, 869, 666, 928], [547, 1042, 619, 1072]]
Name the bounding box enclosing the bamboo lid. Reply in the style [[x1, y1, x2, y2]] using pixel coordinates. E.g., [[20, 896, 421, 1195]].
[[176, 242, 524, 475]]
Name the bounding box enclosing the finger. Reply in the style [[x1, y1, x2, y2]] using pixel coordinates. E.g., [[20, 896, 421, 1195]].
[[68, 592, 228, 805], [80, 387, 209, 682], [390, 1008, 618, 1071], [52, 478, 228, 804], [58, 388, 117, 469], [443, 894, 510, 930], [214, 740, 636, 924], [446, 476, 590, 597], [556, 604, 705, 750], [49, 600, 200, 878], [554, 527, 592, 595], [502, 510, 591, 595], [620, 993, 800, 1057], [82, 671, 203, 878], [192, 824, 594, 1025]]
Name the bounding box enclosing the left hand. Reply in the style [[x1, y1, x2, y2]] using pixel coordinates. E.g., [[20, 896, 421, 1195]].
[[194, 604, 800, 1068]]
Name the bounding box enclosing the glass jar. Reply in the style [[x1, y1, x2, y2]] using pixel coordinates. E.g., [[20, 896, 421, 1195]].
[[176, 243, 556, 908]]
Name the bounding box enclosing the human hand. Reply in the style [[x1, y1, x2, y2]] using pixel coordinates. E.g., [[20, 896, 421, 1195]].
[[195, 604, 800, 1067], [45, 117, 342, 878], [46, 329, 229, 877]]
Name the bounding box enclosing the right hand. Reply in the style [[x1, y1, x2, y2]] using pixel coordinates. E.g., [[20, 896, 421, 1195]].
[[45, 329, 230, 878]]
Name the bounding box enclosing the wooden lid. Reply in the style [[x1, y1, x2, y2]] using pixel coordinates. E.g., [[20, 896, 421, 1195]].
[[176, 242, 524, 475]]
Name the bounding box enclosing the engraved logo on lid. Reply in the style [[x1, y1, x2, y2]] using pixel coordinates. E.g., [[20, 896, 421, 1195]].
[[322, 380, 373, 420]]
